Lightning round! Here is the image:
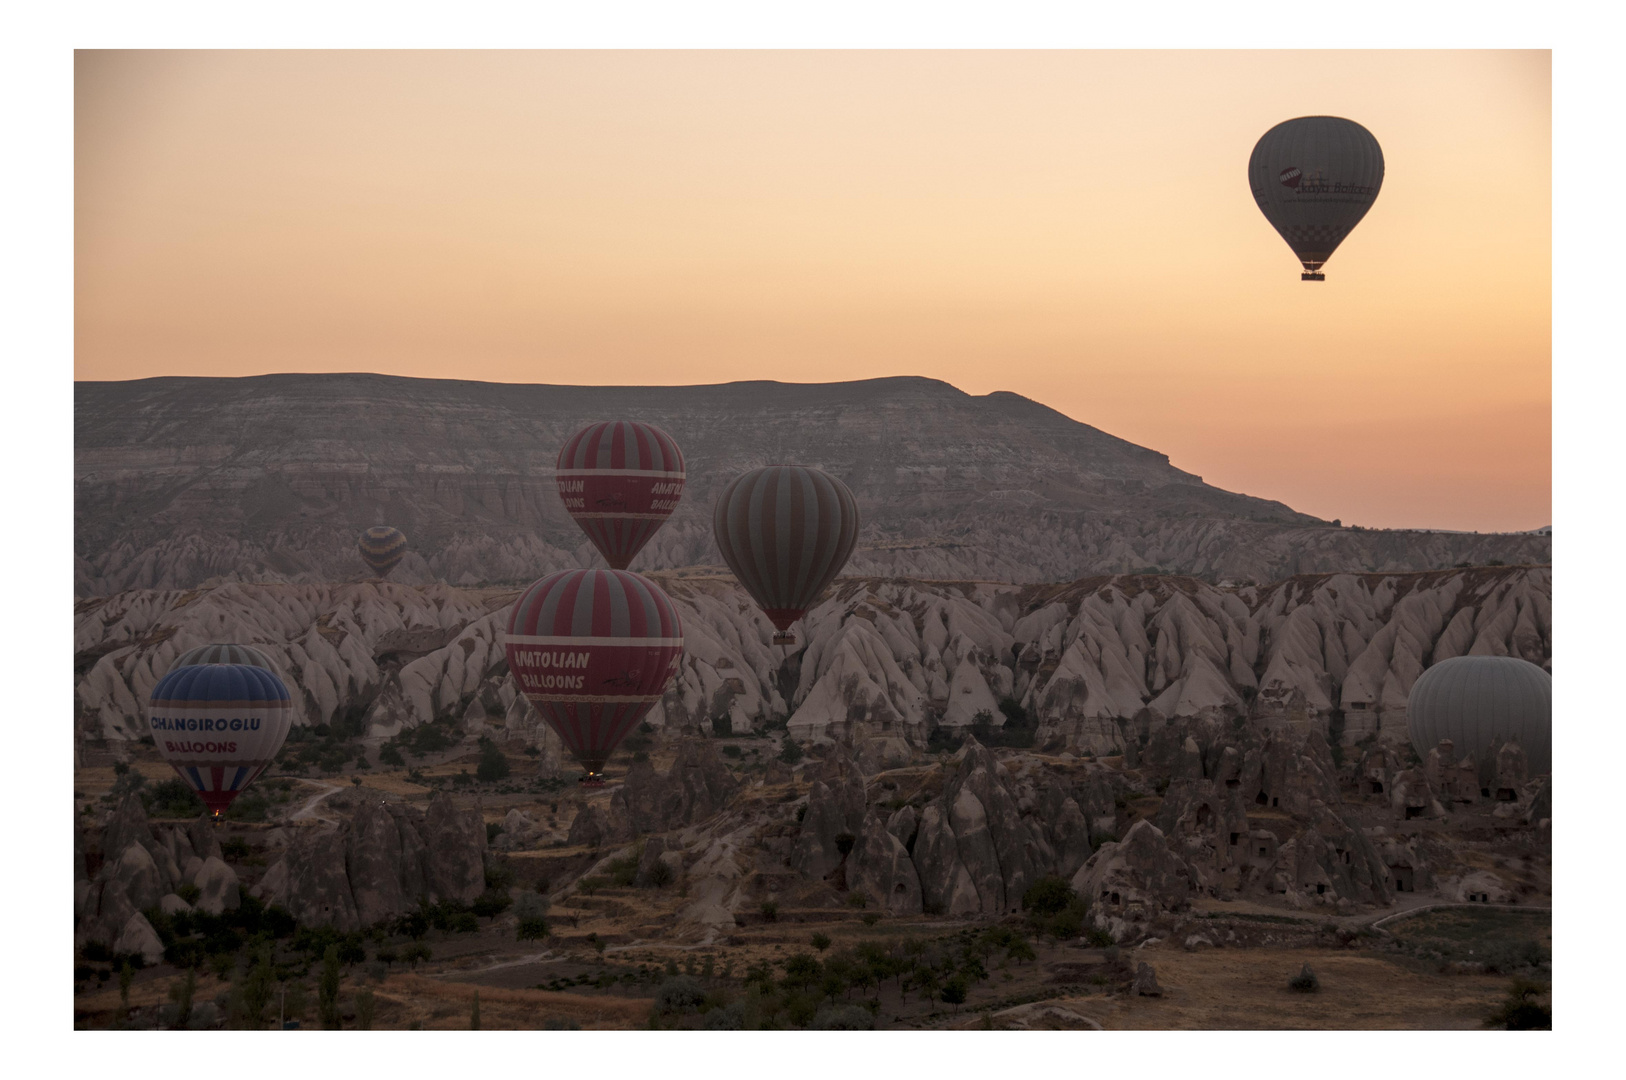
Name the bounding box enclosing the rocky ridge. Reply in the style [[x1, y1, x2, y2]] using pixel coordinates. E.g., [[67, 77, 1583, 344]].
[[76, 566, 1550, 761], [75, 374, 1549, 593]]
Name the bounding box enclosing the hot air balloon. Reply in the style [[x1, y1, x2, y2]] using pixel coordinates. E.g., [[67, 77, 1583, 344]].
[[173, 642, 279, 671], [712, 465, 859, 646], [148, 663, 294, 817], [504, 568, 684, 785], [557, 421, 686, 570], [1406, 656, 1551, 775], [358, 526, 408, 578], [1248, 116, 1384, 281]]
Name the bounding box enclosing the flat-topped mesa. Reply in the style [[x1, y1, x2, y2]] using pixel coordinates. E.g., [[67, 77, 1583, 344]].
[[75, 374, 1548, 593]]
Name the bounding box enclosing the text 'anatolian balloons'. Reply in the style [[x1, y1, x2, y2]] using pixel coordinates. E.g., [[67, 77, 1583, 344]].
[[557, 421, 686, 570], [504, 568, 684, 782], [712, 465, 860, 646]]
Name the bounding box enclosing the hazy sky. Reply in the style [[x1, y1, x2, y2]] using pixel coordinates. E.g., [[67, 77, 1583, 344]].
[[75, 50, 1550, 532]]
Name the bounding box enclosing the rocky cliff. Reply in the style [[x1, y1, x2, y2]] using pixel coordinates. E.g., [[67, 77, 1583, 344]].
[[75, 566, 1549, 758], [75, 374, 1548, 593]]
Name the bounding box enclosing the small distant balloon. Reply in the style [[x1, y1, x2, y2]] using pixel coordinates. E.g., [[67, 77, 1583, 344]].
[[712, 465, 859, 646], [358, 526, 408, 578], [148, 663, 294, 817], [557, 421, 686, 570], [1248, 116, 1384, 281]]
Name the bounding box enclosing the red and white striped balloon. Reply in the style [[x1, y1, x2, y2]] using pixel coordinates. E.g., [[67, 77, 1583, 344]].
[[504, 568, 684, 783], [556, 421, 685, 570]]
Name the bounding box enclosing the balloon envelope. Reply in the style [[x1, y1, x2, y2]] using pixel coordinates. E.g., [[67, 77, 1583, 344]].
[[712, 465, 859, 645], [358, 526, 408, 577], [148, 663, 294, 816], [1406, 655, 1551, 774], [557, 421, 686, 570], [504, 568, 684, 779], [173, 643, 279, 672], [1248, 116, 1384, 278]]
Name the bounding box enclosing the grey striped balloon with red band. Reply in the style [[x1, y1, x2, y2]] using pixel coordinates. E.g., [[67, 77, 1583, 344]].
[[504, 568, 684, 777], [712, 465, 860, 641], [556, 421, 686, 569]]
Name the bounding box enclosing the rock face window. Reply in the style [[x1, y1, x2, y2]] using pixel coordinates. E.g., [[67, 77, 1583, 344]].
[[1404, 805, 1424, 820], [1230, 832, 1240, 846], [1316, 883, 1326, 895], [1255, 791, 1269, 806], [1392, 865, 1415, 892], [1368, 780, 1384, 794], [1497, 788, 1517, 802]]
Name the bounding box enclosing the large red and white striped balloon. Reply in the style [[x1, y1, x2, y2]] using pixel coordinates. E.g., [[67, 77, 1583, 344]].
[[148, 663, 294, 817], [556, 421, 685, 570], [504, 568, 684, 782]]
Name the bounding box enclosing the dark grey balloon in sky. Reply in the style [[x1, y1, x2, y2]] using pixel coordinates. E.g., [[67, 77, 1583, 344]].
[[1249, 116, 1384, 280]]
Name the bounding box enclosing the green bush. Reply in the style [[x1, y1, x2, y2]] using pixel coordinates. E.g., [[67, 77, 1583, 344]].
[[779, 738, 804, 765], [379, 743, 406, 767], [940, 975, 968, 1005], [723, 745, 742, 758], [517, 918, 551, 941], [655, 975, 706, 1014], [472, 890, 513, 919], [810, 932, 831, 953], [176, 882, 201, 905], [1288, 964, 1319, 993], [760, 900, 778, 921], [143, 778, 206, 819], [1021, 876, 1074, 917], [476, 738, 511, 782], [1483, 978, 1551, 1029], [646, 861, 674, 889], [609, 857, 638, 888], [781, 953, 821, 990]]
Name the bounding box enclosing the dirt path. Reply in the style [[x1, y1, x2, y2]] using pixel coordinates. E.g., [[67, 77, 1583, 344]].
[[288, 780, 345, 824]]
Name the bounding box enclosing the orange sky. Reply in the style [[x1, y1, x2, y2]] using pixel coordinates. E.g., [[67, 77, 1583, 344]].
[[75, 50, 1550, 532]]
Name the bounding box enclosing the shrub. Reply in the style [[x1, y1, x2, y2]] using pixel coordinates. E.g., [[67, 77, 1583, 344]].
[[1021, 876, 1074, 917], [1288, 963, 1319, 993], [609, 857, 638, 888], [810, 932, 832, 952], [861, 912, 880, 926], [925, 726, 963, 754], [655, 975, 706, 1014], [1006, 937, 1037, 963], [472, 890, 513, 919], [318, 946, 343, 1029], [513, 891, 551, 921], [781, 953, 821, 990], [143, 778, 206, 819], [402, 943, 433, 968], [646, 861, 674, 889], [811, 1004, 873, 1029], [176, 882, 201, 905], [779, 738, 803, 765], [168, 968, 197, 1026], [940, 975, 968, 1005], [703, 1001, 746, 1029], [485, 860, 516, 891], [760, 900, 778, 921], [712, 715, 733, 737], [517, 918, 551, 941], [378, 743, 406, 767], [722, 745, 742, 758], [1483, 978, 1551, 1030], [449, 912, 479, 933], [220, 837, 252, 861], [845, 891, 868, 909], [476, 738, 511, 782], [355, 988, 375, 1030]]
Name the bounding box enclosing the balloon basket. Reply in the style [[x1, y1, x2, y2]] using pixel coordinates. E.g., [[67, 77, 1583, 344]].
[[772, 631, 797, 646], [579, 775, 606, 788], [1301, 272, 1325, 281]]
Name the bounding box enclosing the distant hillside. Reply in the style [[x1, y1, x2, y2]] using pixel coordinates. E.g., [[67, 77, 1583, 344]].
[[74, 374, 1549, 593]]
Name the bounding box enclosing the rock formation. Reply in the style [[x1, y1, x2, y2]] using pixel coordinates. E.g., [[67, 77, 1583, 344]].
[[76, 374, 1547, 595]]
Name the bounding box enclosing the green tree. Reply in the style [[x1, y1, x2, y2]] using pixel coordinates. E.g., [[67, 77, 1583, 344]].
[[941, 975, 968, 1007], [355, 988, 376, 1030], [781, 953, 821, 991], [476, 738, 511, 782], [470, 989, 481, 1030], [168, 968, 196, 1027], [778, 738, 803, 765], [118, 961, 134, 1009], [810, 932, 832, 953], [319, 945, 343, 1029]]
